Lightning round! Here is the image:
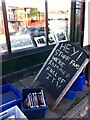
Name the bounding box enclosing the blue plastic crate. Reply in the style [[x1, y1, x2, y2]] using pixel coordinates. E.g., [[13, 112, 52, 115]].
[[21, 87, 48, 119], [64, 90, 77, 100], [64, 72, 86, 100], [0, 84, 22, 112], [82, 72, 86, 86], [70, 72, 86, 91]]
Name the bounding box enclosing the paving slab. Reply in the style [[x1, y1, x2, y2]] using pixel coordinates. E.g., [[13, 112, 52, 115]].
[[19, 74, 41, 88], [13, 81, 25, 92]]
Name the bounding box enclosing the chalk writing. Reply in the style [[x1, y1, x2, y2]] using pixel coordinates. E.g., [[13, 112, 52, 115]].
[[56, 77, 66, 89], [59, 43, 84, 62], [46, 66, 57, 78], [70, 47, 79, 56], [59, 43, 71, 53], [76, 52, 83, 61], [45, 42, 85, 92], [70, 60, 80, 69], [46, 72, 67, 89], [52, 57, 65, 67], [48, 60, 60, 69], [54, 50, 71, 61], [58, 67, 66, 76]]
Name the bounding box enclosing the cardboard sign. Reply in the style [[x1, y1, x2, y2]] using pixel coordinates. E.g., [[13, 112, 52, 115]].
[[32, 41, 89, 108]]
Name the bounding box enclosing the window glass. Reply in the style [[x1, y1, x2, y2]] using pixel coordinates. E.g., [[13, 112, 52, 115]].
[[48, 0, 71, 42], [1, 0, 71, 53], [0, 3, 7, 54], [3, 0, 46, 52]]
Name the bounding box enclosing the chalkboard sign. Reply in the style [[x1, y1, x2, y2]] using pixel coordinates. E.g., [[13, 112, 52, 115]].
[[32, 41, 89, 108]]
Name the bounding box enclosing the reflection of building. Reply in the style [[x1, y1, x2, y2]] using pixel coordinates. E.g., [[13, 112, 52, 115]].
[[48, 10, 68, 20], [0, 5, 45, 33], [0, 6, 27, 33], [7, 6, 26, 21], [7, 6, 26, 32], [0, 6, 4, 34]]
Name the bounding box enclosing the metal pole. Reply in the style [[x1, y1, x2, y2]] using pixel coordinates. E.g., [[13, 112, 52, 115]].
[[70, 1, 76, 42], [79, 1, 85, 47], [1, 0, 11, 54], [45, 0, 48, 46]]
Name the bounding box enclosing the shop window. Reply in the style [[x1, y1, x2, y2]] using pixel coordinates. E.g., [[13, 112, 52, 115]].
[[0, 0, 71, 54], [0, 6, 7, 53], [48, 0, 71, 42], [1, 0, 46, 53]]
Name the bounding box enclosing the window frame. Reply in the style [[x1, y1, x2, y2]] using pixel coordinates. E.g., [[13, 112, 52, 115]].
[[1, 0, 85, 56], [70, 0, 85, 46]]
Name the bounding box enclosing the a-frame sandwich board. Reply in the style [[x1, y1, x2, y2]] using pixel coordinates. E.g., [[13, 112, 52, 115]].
[[32, 41, 89, 110]]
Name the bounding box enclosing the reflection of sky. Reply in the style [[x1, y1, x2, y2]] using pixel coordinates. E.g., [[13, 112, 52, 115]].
[[5, 0, 45, 12], [48, 20, 65, 32], [48, 0, 71, 11], [2, 0, 71, 12]]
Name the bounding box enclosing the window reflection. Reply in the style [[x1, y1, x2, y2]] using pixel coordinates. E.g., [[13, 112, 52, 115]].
[[0, 5, 7, 53], [0, 0, 71, 53], [48, 0, 71, 41]]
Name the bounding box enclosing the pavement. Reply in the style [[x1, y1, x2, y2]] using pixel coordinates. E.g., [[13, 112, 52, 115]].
[[12, 73, 89, 119]]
